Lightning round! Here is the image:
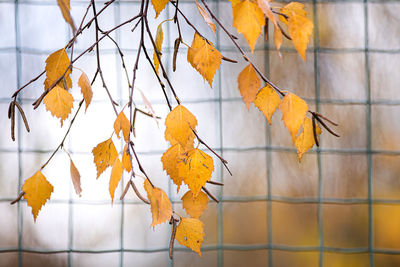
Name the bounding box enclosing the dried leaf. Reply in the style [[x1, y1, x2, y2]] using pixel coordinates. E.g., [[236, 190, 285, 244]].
[[195, 0, 216, 35], [70, 159, 82, 197], [44, 48, 72, 90], [231, 0, 265, 52], [238, 64, 261, 109], [43, 85, 74, 127], [178, 149, 214, 197], [164, 105, 197, 147], [137, 87, 159, 127], [122, 144, 132, 173], [92, 138, 118, 178], [274, 25, 283, 52], [144, 179, 172, 227], [295, 117, 321, 161], [175, 217, 204, 256], [280, 92, 308, 142], [78, 72, 93, 112], [187, 32, 222, 88], [257, 0, 277, 27], [114, 111, 130, 142], [57, 0, 76, 32], [109, 158, 123, 203], [151, 0, 169, 18], [153, 23, 163, 75], [280, 2, 307, 25], [182, 191, 208, 218], [254, 85, 281, 124], [22, 171, 54, 222]]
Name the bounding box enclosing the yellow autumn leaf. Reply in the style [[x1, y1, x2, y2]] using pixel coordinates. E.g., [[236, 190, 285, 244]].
[[109, 158, 123, 203], [161, 143, 187, 192], [114, 111, 130, 142], [238, 64, 261, 109], [164, 105, 197, 147], [92, 138, 118, 178], [43, 85, 74, 127], [78, 72, 93, 112], [165, 128, 195, 151], [22, 171, 54, 222], [280, 92, 308, 143], [254, 85, 281, 124], [175, 217, 204, 256], [151, 0, 168, 18], [182, 190, 208, 219], [287, 14, 313, 60], [178, 149, 214, 197], [280, 2, 313, 60], [231, 0, 265, 52], [144, 179, 172, 228], [44, 48, 72, 90], [70, 159, 82, 197], [153, 23, 163, 75], [57, 0, 76, 32], [187, 32, 222, 88], [195, 0, 216, 35], [257, 0, 277, 27], [295, 117, 321, 161], [122, 144, 132, 173], [280, 2, 307, 25]]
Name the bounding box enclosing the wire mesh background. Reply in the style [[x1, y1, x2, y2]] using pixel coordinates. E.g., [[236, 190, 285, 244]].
[[0, 0, 400, 266]]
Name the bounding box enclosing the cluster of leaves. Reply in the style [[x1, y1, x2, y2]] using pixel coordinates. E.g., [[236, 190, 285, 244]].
[[8, 0, 338, 258]]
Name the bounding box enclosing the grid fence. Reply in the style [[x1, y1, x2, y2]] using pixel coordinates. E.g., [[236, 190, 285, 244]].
[[0, 0, 400, 266]]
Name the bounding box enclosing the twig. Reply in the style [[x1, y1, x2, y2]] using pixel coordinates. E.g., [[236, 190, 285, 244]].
[[207, 180, 224, 186], [312, 115, 319, 147], [129, 141, 155, 188], [202, 186, 219, 203], [10, 192, 25, 205], [169, 218, 178, 259]]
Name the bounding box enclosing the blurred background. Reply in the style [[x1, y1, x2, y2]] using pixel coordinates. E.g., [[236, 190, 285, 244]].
[[1, 0, 400, 266]]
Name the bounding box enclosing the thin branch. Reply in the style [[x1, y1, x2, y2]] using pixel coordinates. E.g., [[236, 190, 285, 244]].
[[129, 141, 155, 188], [169, 218, 178, 259], [10, 192, 25, 205], [207, 180, 224, 186], [202, 186, 219, 203]]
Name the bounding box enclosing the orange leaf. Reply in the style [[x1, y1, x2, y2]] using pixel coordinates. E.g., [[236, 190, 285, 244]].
[[257, 0, 277, 27], [43, 85, 74, 127], [165, 128, 195, 151], [231, 0, 265, 52], [78, 72, 93, 112], [114, 111, 130, 142], [109, 158, 123, 203], [182, 190, 208, 218], [92, 138, 118, 178], [254, 85, 281, 124], [195, 0, 216, 35], [44, 48, 72, 90], [122, 144, 132, 173], [161, 143, 187, 192], [70, 159, 82, 197], [22, 171, 54, 222], [56, 0, 76, 32], [164, 105, 197, 147], [178, 149, 214, 197], [175, 217, 204, 256], [295, 117, 321, 161], [274, 25, 283, 52], [279, 2, 307, 25], [153, 23, 163, 75], [151, 0, 168, 18], [187, 32, 222, 88], [144, 179, 172, 227], [238, 64, 261, 109], [280, 92, 308, 142]]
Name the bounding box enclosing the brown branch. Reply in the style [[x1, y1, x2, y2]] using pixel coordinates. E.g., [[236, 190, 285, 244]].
[[312, 115, 319, 147], [129, 141, 155, 188], [10, 192, 25, 205], [169, 218, 178, 259], [202, 186, 219, 203], [207, 180, 224, 186]]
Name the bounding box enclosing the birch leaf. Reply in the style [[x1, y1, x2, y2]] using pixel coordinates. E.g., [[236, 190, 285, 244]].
[[178, 149, 214, 197], [78, 72, 93, 112], [92, 138, 118, 178], [22, 171, 54, 222], [182, 190, 208, 218], [70, 159, 82, 197], [44, 48, 72, 90], [195, 0, 216, 35], [280, 92, 308, 142], [238, 64, 261, 109], [114, 111, 130, 142], [109, 158, 123, 203], [165, 105, 197, 147], [254, 85, 281, 124], [175, 217, 205, 256], [295, 117, 321, 161], [187, 32, 222, 88], [161, 143, 187, 192], [57, 0, 76, 32], [122, 144, 132, 173], [231, 0, 265, 52], [144, 179, 173, 228], [43, 85, 74, 127], [153, 23, 163, 75], [151, 0, 169, 18]]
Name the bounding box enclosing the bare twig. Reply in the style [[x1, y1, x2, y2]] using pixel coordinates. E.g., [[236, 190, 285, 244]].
[[207, 180, 224, 186], [202, 186, 219, 203], [10, 192, 25, 205]]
